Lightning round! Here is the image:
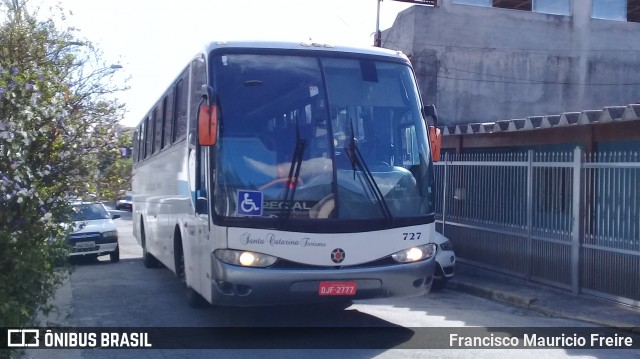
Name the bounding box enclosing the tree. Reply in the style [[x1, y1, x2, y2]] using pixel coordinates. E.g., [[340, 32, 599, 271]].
[[0, 0, 127, 332], [95, 126, 134, 202]]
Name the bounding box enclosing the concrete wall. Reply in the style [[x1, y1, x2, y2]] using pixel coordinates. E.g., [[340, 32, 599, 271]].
[[382, 0, 640, 125]]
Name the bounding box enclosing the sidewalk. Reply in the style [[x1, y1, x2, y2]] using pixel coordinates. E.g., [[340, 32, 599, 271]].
[[448, 262, 640, 333]]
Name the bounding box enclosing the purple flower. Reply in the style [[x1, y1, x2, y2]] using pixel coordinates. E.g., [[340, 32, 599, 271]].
[[11, 68, 18, 75]]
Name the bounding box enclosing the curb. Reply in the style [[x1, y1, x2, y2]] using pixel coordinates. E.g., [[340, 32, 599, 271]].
[[448, 279, 640, 334], [447, 280, 537, 308], [526, 303, 640, 334]]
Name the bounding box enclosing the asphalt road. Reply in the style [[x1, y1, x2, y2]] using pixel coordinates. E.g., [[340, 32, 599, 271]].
[[24, 211, 639, 359]]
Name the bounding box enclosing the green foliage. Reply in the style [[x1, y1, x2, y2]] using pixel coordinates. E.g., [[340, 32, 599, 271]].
[[0, 0, 127, 330], [98, 156, 132, 202], [96, 127, 133, 201]]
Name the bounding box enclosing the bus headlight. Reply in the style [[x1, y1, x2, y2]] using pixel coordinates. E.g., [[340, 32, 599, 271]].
[[391, 244, 437, 263], [214, 249, 278, 267]]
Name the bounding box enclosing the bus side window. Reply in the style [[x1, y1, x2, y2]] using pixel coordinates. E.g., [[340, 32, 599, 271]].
[[132, 129, 139, 163], [139, 121, 146, 160], [189, 57, 207, 147], [145, 115, 153, 158], [174, 70, 189, 142], [162, 91, 174, 149], [153, 105, 163, 154]]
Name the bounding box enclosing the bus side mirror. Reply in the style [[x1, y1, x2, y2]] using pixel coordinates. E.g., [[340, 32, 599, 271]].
[[422, 104, 440, 161], [429, 126, 442, 162], [198, 104, 217, 146], [423, 104, 438, 125], [196, 197, 208, 214]]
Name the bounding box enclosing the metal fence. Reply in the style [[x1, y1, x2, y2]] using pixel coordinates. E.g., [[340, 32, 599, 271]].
[[434, 147, 640, 307]]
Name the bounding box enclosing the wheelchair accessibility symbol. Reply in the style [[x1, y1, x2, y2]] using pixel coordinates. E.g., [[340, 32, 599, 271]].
[[237, 190, 263, 216]]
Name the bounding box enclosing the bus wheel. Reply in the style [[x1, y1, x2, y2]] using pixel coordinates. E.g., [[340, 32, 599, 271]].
[[141, 222, 159, 268], [175, 238, 207, 308]]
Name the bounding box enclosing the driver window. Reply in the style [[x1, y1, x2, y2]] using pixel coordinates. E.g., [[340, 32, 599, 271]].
[[401, 125, 420, 166]]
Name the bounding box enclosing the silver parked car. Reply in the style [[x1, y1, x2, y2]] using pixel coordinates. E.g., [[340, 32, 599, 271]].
[[433, 231, 455, 289], [67, 202, 121, 262]]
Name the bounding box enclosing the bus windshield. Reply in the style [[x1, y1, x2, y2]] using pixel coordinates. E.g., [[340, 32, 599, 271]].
[[212, 53, 435, 227]]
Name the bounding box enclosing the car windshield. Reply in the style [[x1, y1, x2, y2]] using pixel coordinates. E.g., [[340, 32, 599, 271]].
[[71, 203, 110, 221], [212, 52, 435, 227]]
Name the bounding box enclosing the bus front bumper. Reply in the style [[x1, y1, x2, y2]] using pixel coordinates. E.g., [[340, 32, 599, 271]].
[[209, 255, 435, 306]]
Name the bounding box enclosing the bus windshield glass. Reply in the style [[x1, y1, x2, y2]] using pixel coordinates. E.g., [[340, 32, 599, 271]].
[[212, 52, 435, 226]]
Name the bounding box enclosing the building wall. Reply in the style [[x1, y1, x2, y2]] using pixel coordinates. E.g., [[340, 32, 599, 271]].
[[382, 0, 640, 125]]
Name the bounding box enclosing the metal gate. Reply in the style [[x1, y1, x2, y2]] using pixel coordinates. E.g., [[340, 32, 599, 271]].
[[434, 147, 640, 307]]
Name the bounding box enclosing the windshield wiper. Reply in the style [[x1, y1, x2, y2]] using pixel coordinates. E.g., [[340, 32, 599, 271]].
[[279, 119, 306, 224], [345, 121, 393, 224]]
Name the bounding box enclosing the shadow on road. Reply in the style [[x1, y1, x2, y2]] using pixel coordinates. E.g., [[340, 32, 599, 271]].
[[67, 257, 417, 352], [67, 256, 112, 266]]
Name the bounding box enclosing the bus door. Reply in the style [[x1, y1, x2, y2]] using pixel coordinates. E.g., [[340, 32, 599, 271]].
[[188, 56, 210, 295]]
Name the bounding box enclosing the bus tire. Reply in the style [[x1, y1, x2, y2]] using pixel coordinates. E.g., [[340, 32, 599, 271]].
[[186, 286, 206, 308], [140, 221, 160, 268], [174, 232, 207, 308]]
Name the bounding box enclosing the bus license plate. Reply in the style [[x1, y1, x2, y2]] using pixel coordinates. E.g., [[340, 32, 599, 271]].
[[319, 281, 357, 296], [76, 241, 95, 249]]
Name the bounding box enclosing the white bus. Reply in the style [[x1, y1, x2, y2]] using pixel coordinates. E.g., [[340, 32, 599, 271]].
[[132, 40, 442, 307]]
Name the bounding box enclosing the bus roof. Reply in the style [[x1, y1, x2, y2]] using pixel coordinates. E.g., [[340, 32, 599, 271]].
[[133, 40, 411, 128], [202, 40, 409, 62]]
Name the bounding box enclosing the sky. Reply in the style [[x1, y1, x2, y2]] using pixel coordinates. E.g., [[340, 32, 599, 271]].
[[37, 0, 415, 128]]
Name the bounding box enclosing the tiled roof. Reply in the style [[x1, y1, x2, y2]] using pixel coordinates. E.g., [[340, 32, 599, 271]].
[[441, 104, 640, 136]]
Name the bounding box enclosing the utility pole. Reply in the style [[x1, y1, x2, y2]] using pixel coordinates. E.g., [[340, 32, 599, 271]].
[[374, 0, 437, 47], [374, 0, 382, 47]]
